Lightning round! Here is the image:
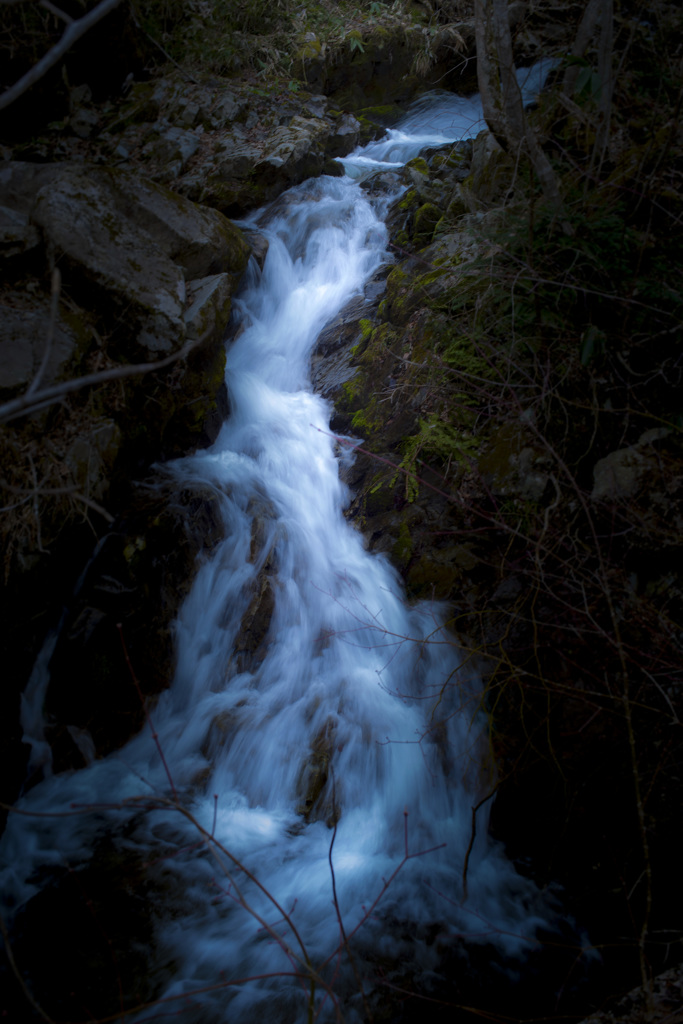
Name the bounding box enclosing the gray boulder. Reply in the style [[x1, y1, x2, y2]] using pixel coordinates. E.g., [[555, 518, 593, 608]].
[[32, 167, 187, 355], [0, 162, 250, 359]]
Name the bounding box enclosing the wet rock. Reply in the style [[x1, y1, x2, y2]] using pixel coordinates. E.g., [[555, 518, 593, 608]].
[[296, 716, 339, 825], [327, 112, 362, 158], [233, 573, 277, 671], [230, 504, 282, 671], [242, 228, 269, 269], [312, 273, 389, 398]]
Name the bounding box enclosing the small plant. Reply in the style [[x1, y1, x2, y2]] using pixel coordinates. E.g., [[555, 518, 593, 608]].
[[348, 29, 365, 54], [393, 414, 479, 501]]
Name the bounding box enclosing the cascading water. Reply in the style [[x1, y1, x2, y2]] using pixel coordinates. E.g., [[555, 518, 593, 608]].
[[1, 65, 561, 1022]]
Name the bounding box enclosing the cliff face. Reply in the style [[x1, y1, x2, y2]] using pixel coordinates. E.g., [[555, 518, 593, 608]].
[[1, 1, 682, 1018]]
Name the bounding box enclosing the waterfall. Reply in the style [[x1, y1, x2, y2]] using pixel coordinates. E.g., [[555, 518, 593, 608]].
[[1, 67, 558, 1023]]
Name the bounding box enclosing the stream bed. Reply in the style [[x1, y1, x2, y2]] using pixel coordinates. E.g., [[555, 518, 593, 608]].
[[0, 63, 579, 1024]]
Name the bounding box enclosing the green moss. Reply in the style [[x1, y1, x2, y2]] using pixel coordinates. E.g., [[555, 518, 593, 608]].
[[355, 103, 403, 124], [405, 556, 459, 600], [413, 202, 441, 244], [405, 156, 429, 176], [296, 37, 322, 59], [364, 474, 396, 515], [341, 376, 363, 403], [359, 318, 374, 339], [398, 187, 417, 211], [351, 402, 381, 434], [393, 415, 479, 501]]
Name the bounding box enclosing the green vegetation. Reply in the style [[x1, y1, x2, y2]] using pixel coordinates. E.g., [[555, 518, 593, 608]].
[[392, 414, 479, 500], [129, 0, 425, 84]]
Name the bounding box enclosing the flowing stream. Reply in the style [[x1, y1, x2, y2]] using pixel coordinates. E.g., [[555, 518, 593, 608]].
[[2, 65, 558, 1022]]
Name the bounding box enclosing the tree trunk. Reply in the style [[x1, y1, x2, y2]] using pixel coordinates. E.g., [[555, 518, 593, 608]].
[[474, 0, 567, 217]]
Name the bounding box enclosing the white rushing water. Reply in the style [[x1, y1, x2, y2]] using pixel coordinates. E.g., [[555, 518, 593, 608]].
[[2, 68, 557, 1022]]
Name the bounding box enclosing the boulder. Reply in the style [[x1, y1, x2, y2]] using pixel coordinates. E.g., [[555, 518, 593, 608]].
[[326, 112, 362, 158], [592, 429, 671, 501], [0, 162, 250, 360], [255, 115, 331, 185], [32, 167, 187, 355], [183, 273, 234, 341], [105, 170, 250, 281], [178, 112, 362, 214]]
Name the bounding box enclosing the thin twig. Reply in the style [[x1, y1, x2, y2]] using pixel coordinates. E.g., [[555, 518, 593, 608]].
[[327, 774, 371, 1021], [462, 788, 497, 901]]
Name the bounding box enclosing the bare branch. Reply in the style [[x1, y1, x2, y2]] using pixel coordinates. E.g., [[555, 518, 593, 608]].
[[0, 0, 123, 112], [0, 332, 206, 425], [39, 1, 74, 24]]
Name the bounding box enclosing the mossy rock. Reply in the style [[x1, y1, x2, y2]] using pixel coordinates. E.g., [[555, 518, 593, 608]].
[[413, 202, 442, 246], [355, 103, 404, 127], [391, 521, 414, 569], [405, 554, 461, 600], [384, 263, 416, 324], [405, 156, 429, 177]]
